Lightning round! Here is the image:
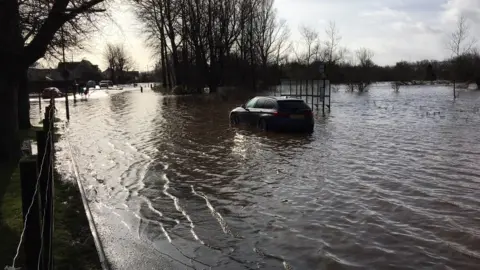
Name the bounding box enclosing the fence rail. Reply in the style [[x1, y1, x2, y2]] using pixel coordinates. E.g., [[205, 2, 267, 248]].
[[5, 98, 56, 270], [274, 79, 331, 114]]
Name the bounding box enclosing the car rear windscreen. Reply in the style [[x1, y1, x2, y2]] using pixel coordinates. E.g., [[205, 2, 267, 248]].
[[277, 100, 310, 110]]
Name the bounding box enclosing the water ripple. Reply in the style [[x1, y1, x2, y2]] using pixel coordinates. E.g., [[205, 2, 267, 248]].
[[46, 84, 480, 269]]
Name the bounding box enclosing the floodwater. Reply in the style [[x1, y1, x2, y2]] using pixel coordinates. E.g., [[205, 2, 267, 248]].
[[31, 84, 480, 269]]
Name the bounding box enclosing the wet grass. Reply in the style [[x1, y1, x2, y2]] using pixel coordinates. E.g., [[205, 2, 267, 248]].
[[0, 160, 25, 268], [53, 171, 101, 270], [0, 126, 101, 269], [0, 126, 40, 267]]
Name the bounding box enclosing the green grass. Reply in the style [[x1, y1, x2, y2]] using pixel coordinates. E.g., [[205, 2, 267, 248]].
[[0, 126, 101, 269], [151, 84, 168, 93], [0, 160, 25, 268]]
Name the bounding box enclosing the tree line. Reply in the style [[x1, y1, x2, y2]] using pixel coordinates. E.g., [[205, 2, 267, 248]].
[[133, 0, 290, 92], [131, 1, 480, 93], [279, 15, 480, 91]]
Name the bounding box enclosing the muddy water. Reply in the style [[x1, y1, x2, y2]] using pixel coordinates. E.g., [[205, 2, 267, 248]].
[[31, 84, 480, 269]]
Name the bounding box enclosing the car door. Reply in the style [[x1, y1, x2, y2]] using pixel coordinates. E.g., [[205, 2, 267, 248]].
[[263, 99, 277, 115], [238, 97, 258, 124], [247, 98, 265, 125]]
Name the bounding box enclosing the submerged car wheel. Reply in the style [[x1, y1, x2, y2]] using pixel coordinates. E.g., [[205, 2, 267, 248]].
[[258, 119, 268, 131], [307, 125, 314, 133], [230, 114, 240, 125]]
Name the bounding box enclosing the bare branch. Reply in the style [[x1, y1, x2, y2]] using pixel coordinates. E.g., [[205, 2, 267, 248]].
[[447, 14, 477, 57], [296, 25, 320, 65], [356, 47, 374, 67]]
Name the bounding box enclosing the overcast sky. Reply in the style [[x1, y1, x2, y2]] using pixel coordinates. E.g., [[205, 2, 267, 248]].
[[64, 0, 480, 71]]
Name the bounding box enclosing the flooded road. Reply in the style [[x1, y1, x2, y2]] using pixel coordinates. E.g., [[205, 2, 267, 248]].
[[31, 84, 480, 269]]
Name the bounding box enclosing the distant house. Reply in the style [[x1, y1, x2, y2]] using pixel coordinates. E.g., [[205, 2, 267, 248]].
[[102, 68, 140, 84], [52, 60, 102, 83], [102, 68, 114, 80], [124, 71, 140, 82], [28, 68, 54, 81]]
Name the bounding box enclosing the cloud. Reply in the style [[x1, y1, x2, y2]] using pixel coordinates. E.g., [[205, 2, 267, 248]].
[[276, 0, 480, 65], [441, 0, 480, 23]]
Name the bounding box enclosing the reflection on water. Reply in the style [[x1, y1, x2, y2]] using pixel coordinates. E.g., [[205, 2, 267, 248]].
[[32, 84, 480, 269]]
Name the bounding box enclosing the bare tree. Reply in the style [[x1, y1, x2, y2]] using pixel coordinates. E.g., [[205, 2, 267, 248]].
[[13, 0, 107, 130], [346, 47, 375, 92], [323, 21, 345, 64], [446, 14, 477, 98], [255, 0, 288, 67], [104, 43, 117, 82], [103, 43, 133, 84], [447, 14, 477, 57], [134, 0, 290, 92], [296, 25, 320, 65], [356, 47, 375, 67], [273, 19, 292, 64], [0, 0, 108, 161]]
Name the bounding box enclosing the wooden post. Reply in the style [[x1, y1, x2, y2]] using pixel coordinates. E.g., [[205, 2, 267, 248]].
[[38, 91, 42, 113], [65, 87, 70, 121], [289, 79, 292, 97], [38, 102, 55, 270], [311, 79, 314, 109], [74, 84, 77, 103], [19, 157, 42, 270], [295, 80, 298, 97], [61, 26, 70, 119], [322, 78, 326, 115], [328, 79, 331, 111], [453, 80, 456, 99]]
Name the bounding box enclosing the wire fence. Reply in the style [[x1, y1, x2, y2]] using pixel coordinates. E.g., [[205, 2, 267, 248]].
[[275, 79, 332, 114], [5, 97, 56, 270]]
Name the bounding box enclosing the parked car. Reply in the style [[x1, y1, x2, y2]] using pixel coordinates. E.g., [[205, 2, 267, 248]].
[[229, 96, 314, 133], [86, 80, 96, 88], [99, 80, 113, 88], [41, 87, 64, 99]]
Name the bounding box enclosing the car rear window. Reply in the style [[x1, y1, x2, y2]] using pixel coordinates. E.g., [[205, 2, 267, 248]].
[[277, 100, 310, 110]]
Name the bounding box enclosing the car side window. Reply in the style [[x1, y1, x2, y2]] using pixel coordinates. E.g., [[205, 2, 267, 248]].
[[245, 98, 257, 108], [255, 98, 266, 108], [264, 100, 277, 109]]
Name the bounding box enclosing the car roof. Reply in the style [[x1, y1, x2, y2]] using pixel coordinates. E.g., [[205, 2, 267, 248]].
[[254, 96, 305, 102]]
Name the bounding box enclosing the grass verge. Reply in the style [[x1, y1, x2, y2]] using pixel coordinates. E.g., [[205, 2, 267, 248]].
[[0, 160, 24, 268], [53, 171, 101, 270], [0, 126, 101, 269]]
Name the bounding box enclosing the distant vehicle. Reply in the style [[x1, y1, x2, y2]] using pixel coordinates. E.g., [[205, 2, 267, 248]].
[[86, 80, 96, 88], [99, 80, 113, 88], [41, 87, 64, 99], [229, 96, 314, 133]]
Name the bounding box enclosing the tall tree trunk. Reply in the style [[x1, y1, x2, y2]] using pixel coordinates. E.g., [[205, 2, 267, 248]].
[[0, 75, 20, 162], [160, 37, 167, 88], [0, 0, 23, 162], [248, 9, 257, 91], [180, 1, 188, 90], [164, 0, 180, 86], [18, 69, 31, 130]]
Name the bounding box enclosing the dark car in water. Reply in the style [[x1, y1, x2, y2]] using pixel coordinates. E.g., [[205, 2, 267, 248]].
[[99, 80, 113, 88], [229, 96, 314, 133], [41, 87, 64, 99]]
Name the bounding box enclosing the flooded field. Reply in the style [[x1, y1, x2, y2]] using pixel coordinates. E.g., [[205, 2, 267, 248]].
[[31, 84, 480, 269]]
